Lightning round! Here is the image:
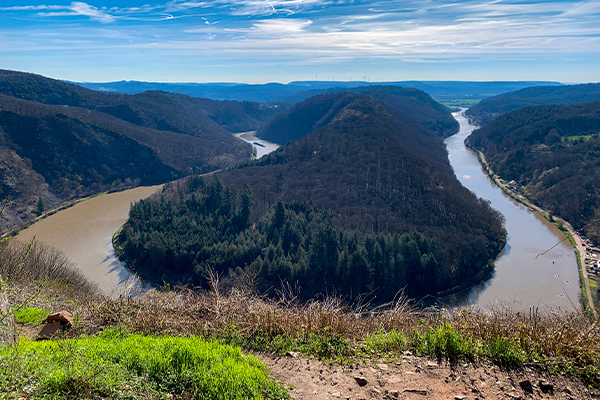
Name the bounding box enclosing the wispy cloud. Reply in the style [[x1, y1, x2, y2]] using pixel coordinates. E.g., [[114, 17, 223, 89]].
[[1, 0, 599, 82]]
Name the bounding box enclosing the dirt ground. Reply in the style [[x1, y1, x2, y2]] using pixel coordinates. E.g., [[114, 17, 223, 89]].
[[259, 352, 599, 400]]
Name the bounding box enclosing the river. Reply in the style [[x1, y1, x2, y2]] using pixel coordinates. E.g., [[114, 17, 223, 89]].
[[15, 115, 581, 308], [441, 111, 580, 310], [16, 186, 163, 294]]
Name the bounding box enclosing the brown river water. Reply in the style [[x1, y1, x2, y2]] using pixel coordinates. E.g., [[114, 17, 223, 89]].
[[15, 116, 581, 309]]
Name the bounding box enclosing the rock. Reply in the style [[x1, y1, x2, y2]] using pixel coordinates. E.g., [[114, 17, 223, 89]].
[[389, 390, 400, 398], [455, 396, 465, 400], [519, 380, 533, 393], [404, 388, 428, 396], [285, 351, 300, 358], [564, 386, 572, 395], [539, 380, 554, 394], [426, 361, 438, 368], [37, 322, 63, 340], [45, 311, 74, 327], [37, 310, 75, 340], [377, 363, 389, 370], [353, 376, 368, 386]]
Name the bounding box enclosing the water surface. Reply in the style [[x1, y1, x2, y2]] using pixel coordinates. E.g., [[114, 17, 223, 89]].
[[442, 111, 580, 311], [16, 186, 162, 293]]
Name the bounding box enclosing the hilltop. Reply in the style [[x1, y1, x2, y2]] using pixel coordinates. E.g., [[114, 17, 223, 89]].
[[0, 70, 285, 231], [466, 83, 600, 125], [118, 92, 506, 301], [256, 86, 459, 143]]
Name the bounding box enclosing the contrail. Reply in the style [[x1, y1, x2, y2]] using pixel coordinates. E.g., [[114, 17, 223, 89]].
[[265, 0, 276, 13]]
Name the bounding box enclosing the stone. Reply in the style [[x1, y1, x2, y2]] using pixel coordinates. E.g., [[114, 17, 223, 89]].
[[285, 351, 300, 358], [404, 388, 428, 396], [37, 310, 75, 340], [37, 322, 63, 340], [376, 363, 389, 370], [519, 380, 533, 393], [455, 396, 465, 400], [539, 380, 554, 394], [389, 390, 400, 398], [353, 376, 368, 386], [45, 311, 74, 327]]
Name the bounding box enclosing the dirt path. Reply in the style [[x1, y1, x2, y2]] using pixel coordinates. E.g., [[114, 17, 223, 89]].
[[261, 353, 598, 400]]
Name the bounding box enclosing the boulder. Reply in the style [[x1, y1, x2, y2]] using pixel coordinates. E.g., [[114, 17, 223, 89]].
[[37, 310, 74, 340]]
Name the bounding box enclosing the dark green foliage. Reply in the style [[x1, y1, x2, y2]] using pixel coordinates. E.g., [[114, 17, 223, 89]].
[[36, 198, 44, 215], [467, 101, 600, 242], [466, 83, 600, 125], [121, 180, 447, 300], [121, 94, 506, 301]]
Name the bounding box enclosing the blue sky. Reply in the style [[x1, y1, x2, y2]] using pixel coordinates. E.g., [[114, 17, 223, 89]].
[[1, 0, 599, 83]]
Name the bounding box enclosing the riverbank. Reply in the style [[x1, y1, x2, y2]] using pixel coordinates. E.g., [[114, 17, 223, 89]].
[[465, 138, 597, 319]]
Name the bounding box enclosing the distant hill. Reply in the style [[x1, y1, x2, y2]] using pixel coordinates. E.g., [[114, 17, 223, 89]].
[[467, 101, 600, 242], [77, 79, 560, 104], [0, 70, 285, 134], [256, 87, 458, 143], [119, 93, 506, 301], [466, 83, 600, 125], [0, 70, 279, 231]]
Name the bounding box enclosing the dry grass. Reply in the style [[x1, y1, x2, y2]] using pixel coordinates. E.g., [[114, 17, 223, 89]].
[[0, 239, 100, 299], [57, 275, 599, 388]]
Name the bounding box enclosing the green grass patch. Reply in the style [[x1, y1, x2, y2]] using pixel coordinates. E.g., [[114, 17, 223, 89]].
[[0, 329, 289, 400], [561, 134, 597, 147], [12, 306, 49, 325]]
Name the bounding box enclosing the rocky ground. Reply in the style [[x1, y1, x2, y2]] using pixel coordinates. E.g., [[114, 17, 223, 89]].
[[260, 352, 598, 400]]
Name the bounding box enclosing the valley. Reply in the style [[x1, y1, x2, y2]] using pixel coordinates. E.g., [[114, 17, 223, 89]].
[[14, 108, 580, 310]]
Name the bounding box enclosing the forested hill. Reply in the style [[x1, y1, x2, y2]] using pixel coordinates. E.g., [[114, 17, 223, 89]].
[[256, 87, 458, 144], [0, 70, 285, 133], [467, 101, 600, 242], [0, 69, 276, 231], [466, 83, 600, 126], [119, 93, 506, 302]]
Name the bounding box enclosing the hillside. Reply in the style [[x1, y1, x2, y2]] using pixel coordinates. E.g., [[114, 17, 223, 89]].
[[0, 70, 272, 231], [0, 70, 285, 134], [465, 83, 600, 125], [119, 93, 506, 301], [256, 87, 458, 143], [466, 102, 600, 242]]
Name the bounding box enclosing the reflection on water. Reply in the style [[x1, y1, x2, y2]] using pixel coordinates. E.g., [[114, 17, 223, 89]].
[[438, 112, 580, 311], [236, 131, 280, 159]]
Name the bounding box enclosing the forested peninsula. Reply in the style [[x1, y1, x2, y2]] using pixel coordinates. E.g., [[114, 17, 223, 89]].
[[467, 101, 600, 242], [119, 93, 506, 302]]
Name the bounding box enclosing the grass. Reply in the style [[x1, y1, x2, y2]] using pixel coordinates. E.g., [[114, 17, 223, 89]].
[[55, 287, 598, 389], [0, 328, 289, 400], [12, 306, 48, 326]]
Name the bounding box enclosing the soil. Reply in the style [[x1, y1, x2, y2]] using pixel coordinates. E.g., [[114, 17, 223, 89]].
[[259, 352, 599, 400]]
